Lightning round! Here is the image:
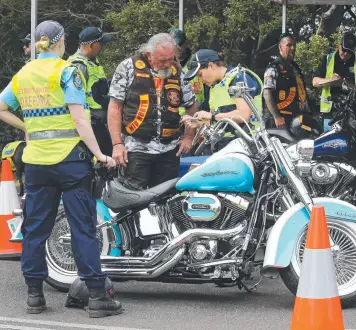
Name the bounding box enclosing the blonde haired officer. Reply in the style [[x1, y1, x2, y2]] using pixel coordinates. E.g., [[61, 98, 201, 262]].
[[0, 21, 122, 318]]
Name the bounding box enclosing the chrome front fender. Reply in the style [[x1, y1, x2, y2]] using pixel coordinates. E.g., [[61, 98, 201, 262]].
[[261, 197, 356, 278]]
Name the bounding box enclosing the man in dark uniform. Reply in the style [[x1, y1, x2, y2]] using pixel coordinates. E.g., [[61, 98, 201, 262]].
[[263, 33, 308, 129], [20, 33, 31, 59], [313, 32, 356, 132]]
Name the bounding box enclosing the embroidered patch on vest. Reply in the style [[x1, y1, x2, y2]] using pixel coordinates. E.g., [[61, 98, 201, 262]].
[[171, 66, 177, 76], [136, 72, 150, 78], [191, 82, 202, 94], [165, 84, 181, 91], [279, 90, 286, 101], [167, 90, 180, 107], [161, 128, 180, 137], [135, 60, 146, 69], [168, 106, 179, 112], [168, 79, 179, 84], [73, 72, 83, 90], [125, 94, 150, 134]]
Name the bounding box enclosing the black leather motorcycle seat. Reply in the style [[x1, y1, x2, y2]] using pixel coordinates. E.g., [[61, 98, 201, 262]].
[[103, 178, 179, 212], [267, 128, 298, 144]]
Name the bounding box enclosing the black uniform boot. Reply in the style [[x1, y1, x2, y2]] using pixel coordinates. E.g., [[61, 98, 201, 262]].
[[87, 287, 123, 318], [27, 287, 46, 314]]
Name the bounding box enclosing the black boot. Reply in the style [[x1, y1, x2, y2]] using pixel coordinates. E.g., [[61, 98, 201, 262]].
[[87, 287, 123, 318], [27, 287, 46, 314]]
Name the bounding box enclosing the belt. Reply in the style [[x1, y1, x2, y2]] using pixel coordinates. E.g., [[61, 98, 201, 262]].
[[28, 129, 79, 140]]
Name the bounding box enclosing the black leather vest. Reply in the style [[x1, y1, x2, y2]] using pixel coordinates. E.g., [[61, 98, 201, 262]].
[[123, 54, 183, 140], [271, 57, 303, 117]]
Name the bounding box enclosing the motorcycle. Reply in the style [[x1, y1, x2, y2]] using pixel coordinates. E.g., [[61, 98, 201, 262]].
[[28, 79, 356, 308], [286, 84, 356, 206]]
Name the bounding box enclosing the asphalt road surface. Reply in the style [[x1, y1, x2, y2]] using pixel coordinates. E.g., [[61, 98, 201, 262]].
[[0, 259, 355, 330]]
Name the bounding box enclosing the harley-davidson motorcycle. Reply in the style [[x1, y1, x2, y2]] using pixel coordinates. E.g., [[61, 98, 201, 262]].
[[13, 80, 356, 308], [285, 85, 356, 207]]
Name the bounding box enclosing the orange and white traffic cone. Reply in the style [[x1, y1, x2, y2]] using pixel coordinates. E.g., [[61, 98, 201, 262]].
[[0, 159, 22, 258], [290, 205, 345, 330]]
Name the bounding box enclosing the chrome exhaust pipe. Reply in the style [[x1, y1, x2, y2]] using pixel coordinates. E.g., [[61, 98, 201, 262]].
[[102, 247, 185, 278], [187, 259, 238, 269], [101, 221, 247, 268]]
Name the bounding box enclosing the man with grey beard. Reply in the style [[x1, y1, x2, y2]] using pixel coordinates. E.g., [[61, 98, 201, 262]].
[[108, 33, 198, 190]]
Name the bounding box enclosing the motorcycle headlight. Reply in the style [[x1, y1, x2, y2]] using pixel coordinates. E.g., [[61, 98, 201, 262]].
[[297, 140, 314, 161]]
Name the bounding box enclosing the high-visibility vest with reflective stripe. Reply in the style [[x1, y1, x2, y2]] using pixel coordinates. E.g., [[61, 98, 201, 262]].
[[67, 53, 107, 110], [320, 52, 356, 113], [12, 58, 90, 165], [209, 67, 263, 132]]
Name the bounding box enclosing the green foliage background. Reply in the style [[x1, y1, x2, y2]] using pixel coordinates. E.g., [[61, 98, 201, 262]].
[[0, 0, 355, 132]]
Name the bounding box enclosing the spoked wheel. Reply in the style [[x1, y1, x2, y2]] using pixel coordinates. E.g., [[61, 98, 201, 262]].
[[45, 206, 110, 292], [280, 220, 356, 308]]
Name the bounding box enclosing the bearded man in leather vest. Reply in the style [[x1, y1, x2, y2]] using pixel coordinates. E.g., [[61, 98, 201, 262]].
[[108, 33, 198, 190]]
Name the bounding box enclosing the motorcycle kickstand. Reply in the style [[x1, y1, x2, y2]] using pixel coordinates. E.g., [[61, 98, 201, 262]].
[[239, 277, 263, 293]]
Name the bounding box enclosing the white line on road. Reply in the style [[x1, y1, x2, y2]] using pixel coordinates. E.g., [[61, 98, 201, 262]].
[[0, 325, 54, 330], [0, 316, 149, 330]]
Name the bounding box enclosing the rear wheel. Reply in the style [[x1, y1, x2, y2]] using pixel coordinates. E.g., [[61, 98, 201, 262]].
[[45, 206, 110, 292], [280, 220, 356, 308]]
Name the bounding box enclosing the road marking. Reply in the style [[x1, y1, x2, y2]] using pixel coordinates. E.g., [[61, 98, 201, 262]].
[[0, 325, 54, 330], [0, 316, 149, 330]]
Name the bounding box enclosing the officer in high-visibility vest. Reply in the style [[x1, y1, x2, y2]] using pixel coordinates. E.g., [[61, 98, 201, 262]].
[[0, 20, 122, 317], [68, 27, 114, 156], [313, 32, 356, 132], [168, 29, 210, 114], [181, 49, 263, 150]]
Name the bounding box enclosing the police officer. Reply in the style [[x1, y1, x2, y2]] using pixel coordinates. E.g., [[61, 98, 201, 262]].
[[0, 21, 122, 317], [182, 49, 263, 133], [313, 32, 356, 132], [68, 27, 114, 156], [169, 29, 209, 112], [20, 33, 31, 59], [263, 32, 308, 129]]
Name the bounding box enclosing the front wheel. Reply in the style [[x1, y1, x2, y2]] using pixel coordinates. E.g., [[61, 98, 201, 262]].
[[279, 220, 356, 308], [45, 206, 111, 292]]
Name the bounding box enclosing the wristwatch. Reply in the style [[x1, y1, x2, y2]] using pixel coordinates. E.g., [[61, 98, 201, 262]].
[[211, 109, 218, 123]]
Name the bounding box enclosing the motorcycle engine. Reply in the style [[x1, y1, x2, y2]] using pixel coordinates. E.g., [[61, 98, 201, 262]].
[[168, 193, 249, 264], [168, 193, 249, 232], [295, 161, 339, 185]]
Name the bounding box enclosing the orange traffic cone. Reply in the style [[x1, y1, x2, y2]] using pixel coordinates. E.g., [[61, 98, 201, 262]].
[[290, 205, 345, 330], [0, 160, 22, 258]]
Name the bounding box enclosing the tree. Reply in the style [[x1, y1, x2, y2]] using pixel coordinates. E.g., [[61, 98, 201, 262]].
[[102, 0, 175, 77], [0, 0, 125, 88]]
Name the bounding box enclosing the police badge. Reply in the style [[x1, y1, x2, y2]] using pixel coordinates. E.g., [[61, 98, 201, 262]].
[[73, 72, 84, 90]]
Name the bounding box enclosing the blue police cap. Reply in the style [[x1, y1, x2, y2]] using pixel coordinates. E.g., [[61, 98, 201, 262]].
[[79, 27, 114, 44], [185, 49, 220, 81]]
